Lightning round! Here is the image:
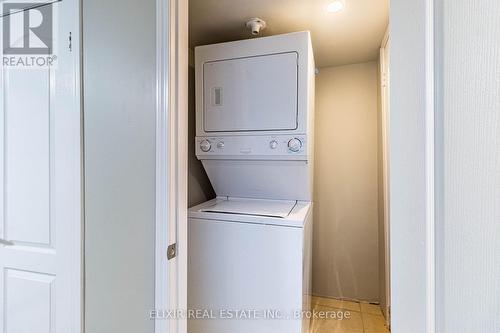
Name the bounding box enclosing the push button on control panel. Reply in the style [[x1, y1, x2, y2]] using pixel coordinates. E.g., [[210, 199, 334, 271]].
[[269, 140, 278, 149], [217, 141, 225, 149]]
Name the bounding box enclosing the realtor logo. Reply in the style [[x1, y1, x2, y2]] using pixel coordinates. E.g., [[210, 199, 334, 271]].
[[2, 1, 53, 55]]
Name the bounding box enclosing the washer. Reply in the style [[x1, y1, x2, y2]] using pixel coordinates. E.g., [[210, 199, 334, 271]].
[[188, 197, 312, 333]]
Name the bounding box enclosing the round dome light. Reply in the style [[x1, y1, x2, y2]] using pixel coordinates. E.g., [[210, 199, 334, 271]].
[[327, 0, 345, 13]]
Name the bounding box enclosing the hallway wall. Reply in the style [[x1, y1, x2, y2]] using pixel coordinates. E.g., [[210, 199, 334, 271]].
[[83, 0, 156, 331], [313, 61, 380, 302]]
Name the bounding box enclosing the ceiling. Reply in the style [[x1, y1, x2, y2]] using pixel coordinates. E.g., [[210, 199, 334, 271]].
[[189, 0, 389, 68]]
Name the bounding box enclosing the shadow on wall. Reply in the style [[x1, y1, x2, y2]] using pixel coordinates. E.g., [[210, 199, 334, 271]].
[[312, 62, 380, 303], [188, 66, 216, 207]]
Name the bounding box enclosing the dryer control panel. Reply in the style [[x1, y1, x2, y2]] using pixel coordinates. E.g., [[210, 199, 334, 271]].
[[196, 135, 308, 159]]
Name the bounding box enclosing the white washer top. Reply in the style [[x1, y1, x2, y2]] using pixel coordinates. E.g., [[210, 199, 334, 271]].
[[200, 197, 296, 218], [188, 197, 311, 228]]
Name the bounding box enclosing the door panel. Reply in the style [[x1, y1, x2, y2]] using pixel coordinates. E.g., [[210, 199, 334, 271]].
[[4, 69, 51, 246], [4, 269, 55, 333]]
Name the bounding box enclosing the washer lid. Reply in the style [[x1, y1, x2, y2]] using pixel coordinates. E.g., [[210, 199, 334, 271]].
[[200, 197, 296, 218]]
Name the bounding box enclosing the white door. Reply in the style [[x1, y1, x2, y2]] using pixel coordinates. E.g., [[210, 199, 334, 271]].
[[0, 1, 82, 332]]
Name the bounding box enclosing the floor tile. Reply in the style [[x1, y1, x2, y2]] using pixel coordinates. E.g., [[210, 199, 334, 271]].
[[360, 303, 383, 316], [312, 296, 361, 312], [362, 313, 389, 333], [310, 307, 364, 333]]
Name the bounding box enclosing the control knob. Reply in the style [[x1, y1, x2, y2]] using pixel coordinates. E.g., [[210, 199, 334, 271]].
[[200, 139, 212, 152], [288, 138, 302, 152]]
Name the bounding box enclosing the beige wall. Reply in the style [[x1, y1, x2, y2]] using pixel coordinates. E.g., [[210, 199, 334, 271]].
[[313, 62, 380, 302], [188, 63, 216, 207]]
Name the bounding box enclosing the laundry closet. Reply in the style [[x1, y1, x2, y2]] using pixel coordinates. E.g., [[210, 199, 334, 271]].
[[188, 32, 314, 333], [187, 1, 390, 333]]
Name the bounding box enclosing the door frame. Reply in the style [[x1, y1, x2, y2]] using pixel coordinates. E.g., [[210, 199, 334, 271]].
[[155, 0, 188, 333], [157, 0, 439, 332], [379, 27, 391, 327], [390, 0, 437, 332]]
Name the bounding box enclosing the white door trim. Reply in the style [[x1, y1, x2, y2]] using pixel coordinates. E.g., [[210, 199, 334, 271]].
[[155, 0, 170, 329], [390, 0, 437, 332], [424, 0, 436, 331], [63, 1, 84, 330], [155, 0, 188, 332], [156, 1, 440, 332]]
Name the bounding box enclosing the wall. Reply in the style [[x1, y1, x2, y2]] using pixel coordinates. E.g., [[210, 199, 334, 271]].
[[188, 51, 216, 207], [437, 0, 500, 331], [313, 62, 380, 302], [83, 0, 156, 332]]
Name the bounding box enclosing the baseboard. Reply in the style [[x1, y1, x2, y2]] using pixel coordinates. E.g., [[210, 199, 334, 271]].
[[311, 293, 381, 305], [385, 305, 391, 329]]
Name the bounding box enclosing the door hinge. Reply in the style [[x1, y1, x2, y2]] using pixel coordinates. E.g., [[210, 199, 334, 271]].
[[167, 243, 177, 260]]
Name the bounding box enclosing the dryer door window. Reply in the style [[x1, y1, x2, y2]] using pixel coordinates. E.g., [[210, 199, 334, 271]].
[[203, 52, 298, 132]]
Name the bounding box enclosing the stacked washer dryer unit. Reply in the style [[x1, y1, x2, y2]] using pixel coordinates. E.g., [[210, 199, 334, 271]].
[[188, 31, 315, 333]]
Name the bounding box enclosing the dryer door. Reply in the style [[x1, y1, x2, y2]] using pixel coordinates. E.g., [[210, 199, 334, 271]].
[[203, 52, 298, 132]]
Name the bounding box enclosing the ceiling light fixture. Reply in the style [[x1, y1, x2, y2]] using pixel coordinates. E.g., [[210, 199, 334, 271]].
[[327, 0, 345, 13]]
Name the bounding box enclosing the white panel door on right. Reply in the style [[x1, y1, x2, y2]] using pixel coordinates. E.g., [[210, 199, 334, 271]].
[[203, 52, 298, 132]]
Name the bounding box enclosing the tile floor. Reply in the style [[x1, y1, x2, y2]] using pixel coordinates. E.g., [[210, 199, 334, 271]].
[[310, 296, 390, 333]]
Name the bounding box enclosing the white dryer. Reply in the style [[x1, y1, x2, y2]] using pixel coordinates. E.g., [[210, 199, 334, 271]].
[[188, 31, 315, 333]]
